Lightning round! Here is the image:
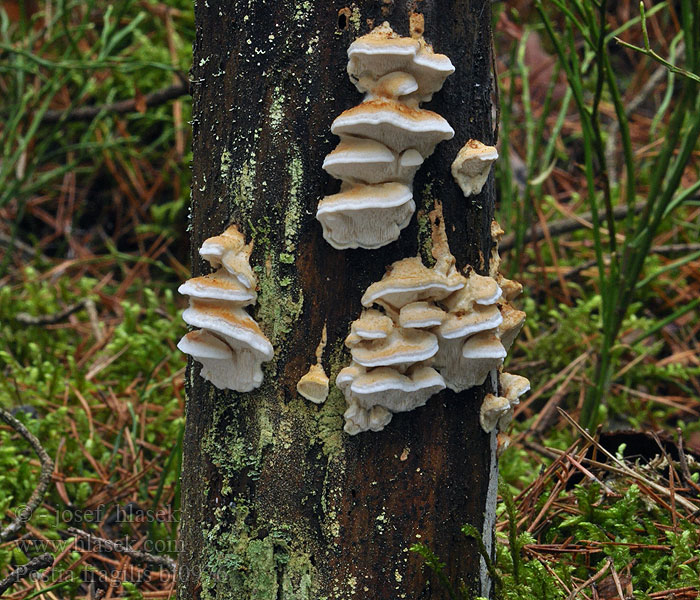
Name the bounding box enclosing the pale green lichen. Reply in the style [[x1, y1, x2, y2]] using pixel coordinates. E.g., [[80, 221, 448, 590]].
[[293, 1, 313, 23], [269, 85, 286, 132], [283, 154, 304, 253], [255, 258, 304, 347], [199, 499, 315, 600], [229, 157, 257, 223], [220, 149, 233, 181], [349, 6, 362, 32]]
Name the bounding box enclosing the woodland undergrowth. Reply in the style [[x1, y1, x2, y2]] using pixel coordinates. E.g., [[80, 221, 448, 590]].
[[0, 1, 698, 598]]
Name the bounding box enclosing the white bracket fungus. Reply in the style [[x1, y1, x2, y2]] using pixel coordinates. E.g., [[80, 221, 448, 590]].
[[338, 256, 529, 434], [451, 139, 499, 198], [177, 225, 273, 392], [316, 22, 455, 249], [479, 372, 530, 434], [337, 202, 530, 435]]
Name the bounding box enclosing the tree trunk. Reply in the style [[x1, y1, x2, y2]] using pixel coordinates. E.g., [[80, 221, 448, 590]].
[[178, 2, 498, 599]]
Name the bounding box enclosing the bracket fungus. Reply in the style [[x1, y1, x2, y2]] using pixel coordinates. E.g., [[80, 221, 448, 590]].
[[451, 139, 499, 198], [177, 226, 273, 392], [317, 22, 455, 249], [479, 372, 530, 434], [336, 204, 530, 435], [337, 254, 530, 434]]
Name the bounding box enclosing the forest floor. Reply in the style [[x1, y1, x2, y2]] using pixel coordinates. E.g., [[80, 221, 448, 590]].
[[0, 1, 699, 599]]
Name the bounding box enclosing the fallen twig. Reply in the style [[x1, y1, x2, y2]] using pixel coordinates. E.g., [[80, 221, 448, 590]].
[[15, 300, 87, 325], [563, 243, 700, 280], [0, 407, 54, 542], [0, 552, 53, 595], [499, 202, 647, 251], [566, 557, 611, 600], [66, 528, 176, 572], [41, 78, 189, 123]]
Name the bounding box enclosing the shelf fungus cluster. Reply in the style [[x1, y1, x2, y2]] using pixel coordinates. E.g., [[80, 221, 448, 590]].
[[177, 226, 273, 392], [337, 250, 528, 435], [316, 22, 455, 249]]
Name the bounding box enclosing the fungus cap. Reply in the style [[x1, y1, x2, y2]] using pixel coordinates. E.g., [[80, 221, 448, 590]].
[[343, 402, 392, 435], [182, 301, 273, 392], [461, 331, 507, 360], [368, 71, 419, 100], [498, 303, 526, 352], [297, 363, 330, 404], [442, 271, 502, 312], [198, 225, 248, 265], [331, 99, 454, 157], [479, 394, 511, 433], [347, 22, 455, 102], [323, 139, 424, 185], [177, 329, 245, 391], [350, 366, 445, 412], [182, 302, 273, 359], [361, 257, 465, 310], [398, 301, 447, 328], [500, 372, 530, 403], [436, 304, 503, 340], [197, 226, 257, 290], [451, 139, 499, 197], [316, 182, 415, 250], [336, 362, 366, 393], [347, 309, 395, 344], [350, 327, 438, 368], [178, 269, 256, 306], [497, 275, 523, 302], [177, 329, 232, 360]]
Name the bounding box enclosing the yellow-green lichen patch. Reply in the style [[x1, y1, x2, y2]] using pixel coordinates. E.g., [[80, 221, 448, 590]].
[[199, 501, 316, 600], [314, 338, 352, 458], [348, 6, 362, 32], [269, 85, 287, 132], [202, 397, 274, 486], [293, 0, 313, 23], [255, 255, 304, 347], [283, 153, 304, 253], [228, 157, 257, 223], [220, 149, 233, 181], [316, 385, 345, 459]]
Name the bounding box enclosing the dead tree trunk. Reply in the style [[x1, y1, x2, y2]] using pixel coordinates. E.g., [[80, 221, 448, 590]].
[[178, 2, 498, 598]]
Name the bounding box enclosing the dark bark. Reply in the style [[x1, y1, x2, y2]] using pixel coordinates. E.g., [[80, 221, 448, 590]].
[[178, 2, 498, 599]]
